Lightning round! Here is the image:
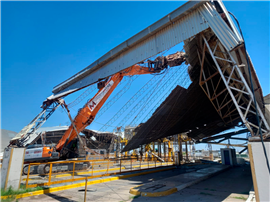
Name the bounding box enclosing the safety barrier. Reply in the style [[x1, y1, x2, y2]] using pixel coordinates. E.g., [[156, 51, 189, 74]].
[[23, 156, 174, 188]]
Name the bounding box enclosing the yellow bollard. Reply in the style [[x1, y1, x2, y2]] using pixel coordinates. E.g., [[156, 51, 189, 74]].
[[84, 178, 88, 202]]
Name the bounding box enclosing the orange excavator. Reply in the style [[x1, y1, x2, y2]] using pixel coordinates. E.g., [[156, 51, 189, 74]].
[[13, 52, 186, 174], [23, 64, 164, 165], [54, 64, 159, 159]]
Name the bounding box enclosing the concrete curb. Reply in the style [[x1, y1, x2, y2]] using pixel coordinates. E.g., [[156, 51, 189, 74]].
[[141, 187, 178, 197], [130, 185, 178, 197], [129, 185, 143, 196], [129, 165, 230, 197], [1, 166, 176, 200]]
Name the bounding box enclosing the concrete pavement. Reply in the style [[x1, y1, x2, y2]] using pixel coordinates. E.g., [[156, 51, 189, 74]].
[[16, 164, 252, 202], [130, 165, 229, 197]]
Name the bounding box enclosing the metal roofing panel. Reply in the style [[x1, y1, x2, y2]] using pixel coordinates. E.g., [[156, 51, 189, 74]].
[[215, 0, 243, 41], [198, 2, 243, 51], [51, 1, 209, 98], [35, 126, 69, 133], [50, 7, 208, 99], [123, 81, 234, 152]]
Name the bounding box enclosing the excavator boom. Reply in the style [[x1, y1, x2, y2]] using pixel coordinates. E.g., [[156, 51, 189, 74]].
[[56, 64, 157, 151], [8, 51, 185, 168]]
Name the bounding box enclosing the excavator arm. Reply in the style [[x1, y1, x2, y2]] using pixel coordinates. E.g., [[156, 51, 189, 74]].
[[8, 51, 185, 150], [8, 51, 185, 169], [56, 64, 157, 151]]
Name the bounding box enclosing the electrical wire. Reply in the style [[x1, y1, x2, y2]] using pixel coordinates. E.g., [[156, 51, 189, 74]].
[[228, 11, 270, 173]]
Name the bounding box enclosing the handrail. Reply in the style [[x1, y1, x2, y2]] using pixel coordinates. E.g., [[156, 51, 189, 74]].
[[24, 156, 175, 188]]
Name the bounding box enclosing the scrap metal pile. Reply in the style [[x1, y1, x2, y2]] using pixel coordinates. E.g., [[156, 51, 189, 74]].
[[81, 129, 117, 152]]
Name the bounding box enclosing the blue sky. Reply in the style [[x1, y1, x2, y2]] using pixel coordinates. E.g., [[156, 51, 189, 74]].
[[1, 1, 269, 151]]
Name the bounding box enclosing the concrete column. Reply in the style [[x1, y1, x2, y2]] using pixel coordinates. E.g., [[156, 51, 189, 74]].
[[248, 142, 270, 202], [1, 148, 25, 190]]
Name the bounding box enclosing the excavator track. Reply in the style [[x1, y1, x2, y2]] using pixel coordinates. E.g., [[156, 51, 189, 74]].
[[23, 161, 91, 175]]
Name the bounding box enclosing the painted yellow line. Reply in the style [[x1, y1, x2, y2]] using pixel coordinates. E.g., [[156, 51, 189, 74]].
[[2, 166, 176, 200], [23, 162, 173, 181], [130, 185, 177, 197]]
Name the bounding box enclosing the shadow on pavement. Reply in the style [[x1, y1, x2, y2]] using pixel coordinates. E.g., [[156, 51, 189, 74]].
[[45, 193, 78, 202]]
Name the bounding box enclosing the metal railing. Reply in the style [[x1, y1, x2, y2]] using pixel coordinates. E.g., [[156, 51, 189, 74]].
[[23, 156, 175, 188]]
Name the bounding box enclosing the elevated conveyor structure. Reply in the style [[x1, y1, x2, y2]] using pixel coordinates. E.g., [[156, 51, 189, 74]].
[[54, 0, 269, 142], [11, 0, 269, 148]]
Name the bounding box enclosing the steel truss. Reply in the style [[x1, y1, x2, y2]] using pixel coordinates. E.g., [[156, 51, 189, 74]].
[[198, 34, 269, 137], [16, 101, 61, 147]]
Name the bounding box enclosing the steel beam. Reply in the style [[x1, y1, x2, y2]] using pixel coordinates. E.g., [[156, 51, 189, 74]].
[[51, 1, 208, 98], [201, 35, 269, 136], [207, 142, 247, 148], [199, 129, 249, 143]]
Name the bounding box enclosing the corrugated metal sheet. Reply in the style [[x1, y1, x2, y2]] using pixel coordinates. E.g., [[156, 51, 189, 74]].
[[198, 2, 243, 51], [123, 81, 234, 152], [51, 1, 209, 98], [35, 126, 69, 132], [216, 0, 243, 41], [55, 12, 208, 97]]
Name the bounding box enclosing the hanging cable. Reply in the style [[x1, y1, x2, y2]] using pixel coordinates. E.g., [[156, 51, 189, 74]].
[[95, 75, 139, 120], [67, 76, 130, 109], [98, 73, 162, 132], [153, 73, 191, 136], [229, 11, 270, 173], [115, 67, 171, 129], [67, 85, 96, 108], [141, 65, 190, 123], [130, 64, 188, 126]]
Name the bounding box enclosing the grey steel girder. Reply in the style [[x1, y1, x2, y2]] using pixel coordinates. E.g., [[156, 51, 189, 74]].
[[49, 0, 243, 100]]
